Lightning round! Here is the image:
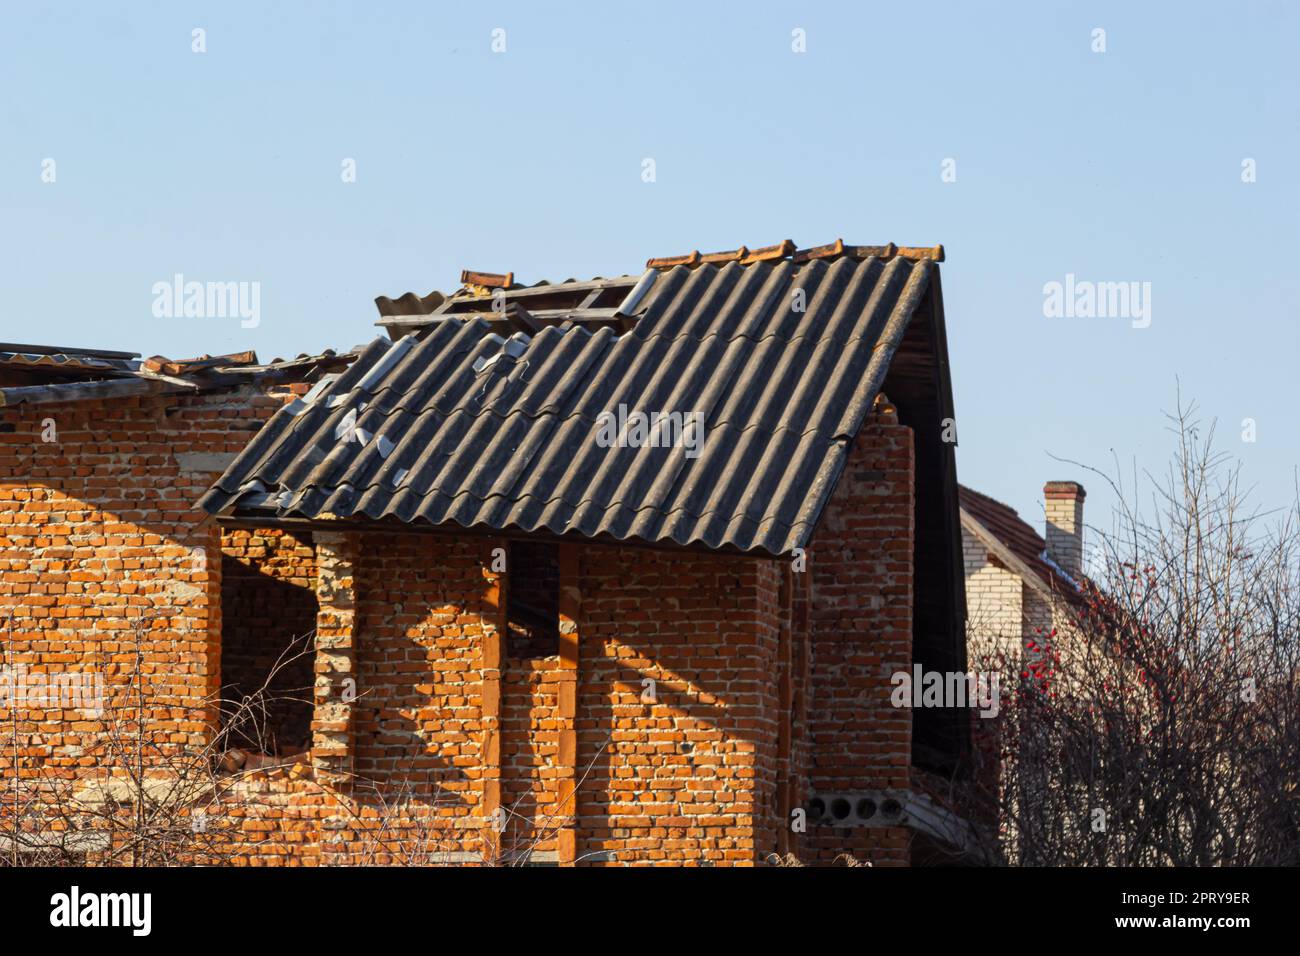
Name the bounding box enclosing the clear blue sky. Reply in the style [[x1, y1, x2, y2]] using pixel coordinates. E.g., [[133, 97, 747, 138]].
[[3, 1, 1297, 537]]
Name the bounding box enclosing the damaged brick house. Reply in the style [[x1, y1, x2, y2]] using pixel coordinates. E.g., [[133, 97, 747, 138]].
[[0, 344, 353, 860], [2, 239, 977, 865]]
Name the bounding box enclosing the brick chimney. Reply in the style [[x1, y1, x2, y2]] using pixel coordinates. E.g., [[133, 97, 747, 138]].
[[1043, 481, 1086, 579]]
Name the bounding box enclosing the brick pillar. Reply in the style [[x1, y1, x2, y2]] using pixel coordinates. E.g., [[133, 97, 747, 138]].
[[312, 531, 358, 789], [555, 543, 581, 865], [197, 523, 223, 749], [481, 539, 505, 860], [791, 566, 811, 852], [775, 564, 794, 855]]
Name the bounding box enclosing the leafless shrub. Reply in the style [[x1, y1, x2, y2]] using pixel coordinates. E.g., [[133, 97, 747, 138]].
[[1, 616, 317, 866], [960, 396, 1300, 865], [3, 610, 612, 867]]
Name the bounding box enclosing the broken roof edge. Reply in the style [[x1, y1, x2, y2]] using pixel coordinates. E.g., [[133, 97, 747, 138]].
[[373, 275, 644, 335], [0, 346, 359, 409], [373, 239, 947, 333]]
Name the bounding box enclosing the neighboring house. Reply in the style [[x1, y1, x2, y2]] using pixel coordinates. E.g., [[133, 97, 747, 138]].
[[959, 481, 1086, 667], [2, 239, 977, 866], [957, 481, 1088, 862]]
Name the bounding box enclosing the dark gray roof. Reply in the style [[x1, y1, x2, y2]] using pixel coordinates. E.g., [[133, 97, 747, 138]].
[[199, 253, 937, 555]]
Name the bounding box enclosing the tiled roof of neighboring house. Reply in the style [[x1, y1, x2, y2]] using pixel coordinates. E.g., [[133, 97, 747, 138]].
[[200, 240, 950, 556], [959, 484, 1080, 598]]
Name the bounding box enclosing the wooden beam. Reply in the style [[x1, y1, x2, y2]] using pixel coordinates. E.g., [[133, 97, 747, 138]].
[[135, 370, 202, 390], [382, 307, 623, 327], [528, 308, 620, 322], [481, 538, 506, 861], [504, 303, 544, 335], [141, 351, 256, 376], [464, 275, 636, 302], [375, 277, 640, 328], [556, 543, 581, 865]]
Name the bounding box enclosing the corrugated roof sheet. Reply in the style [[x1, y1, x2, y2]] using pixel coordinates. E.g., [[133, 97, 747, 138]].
[[200, 253, 936, 555], [0, 344, 138, 374]]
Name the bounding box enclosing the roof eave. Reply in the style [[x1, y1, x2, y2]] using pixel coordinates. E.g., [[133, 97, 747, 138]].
[[211, 504, 795, 560]]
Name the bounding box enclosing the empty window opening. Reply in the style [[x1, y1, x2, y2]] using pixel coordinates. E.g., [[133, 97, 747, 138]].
[[506, 540, 560, 659], [219, 529, 318, 763]]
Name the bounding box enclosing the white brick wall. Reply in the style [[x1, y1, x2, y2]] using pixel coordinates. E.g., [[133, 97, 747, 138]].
[[963, 525, 1076, 673], [962, 529, 1023, 670]]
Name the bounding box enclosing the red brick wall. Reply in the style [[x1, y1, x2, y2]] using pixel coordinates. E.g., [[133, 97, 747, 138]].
[[307, 537, 787, 866], [348, 535, 488, 859], [500, 649, 563, 858], [574, 546, 783, 865], [2, 387, 919, 867], [795, 416, 917, 865], [0, 386, 282, 779], [0, 385, 308, 863]]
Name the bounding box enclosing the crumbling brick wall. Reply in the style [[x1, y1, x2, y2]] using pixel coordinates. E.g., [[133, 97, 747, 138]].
[[2, 386, 922, 868], [0, 386, 283, 780], [0, 384, 304, 862]]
